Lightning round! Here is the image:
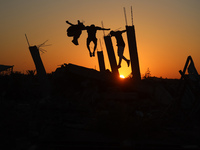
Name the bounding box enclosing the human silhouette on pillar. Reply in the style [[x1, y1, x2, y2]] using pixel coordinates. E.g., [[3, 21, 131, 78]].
[[66, 20, 85, 45], [110, 30, 130, 68], [83, 24, 110, 57]]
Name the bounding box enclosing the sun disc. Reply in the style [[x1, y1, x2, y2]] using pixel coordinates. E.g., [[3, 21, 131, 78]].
[[120, 75, 125, 78]]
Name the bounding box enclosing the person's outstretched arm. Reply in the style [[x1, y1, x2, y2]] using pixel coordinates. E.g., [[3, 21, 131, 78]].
[[96, 26, 110, 30], [120, 29, 126, 33], [66, 21, 74, 26], [101, 27, 110, 30]]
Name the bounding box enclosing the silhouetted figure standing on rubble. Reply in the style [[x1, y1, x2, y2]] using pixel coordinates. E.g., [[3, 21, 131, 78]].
[[66, 20, 85, 45], [84, 24, 110, 57], [110, 30, 130, 68]]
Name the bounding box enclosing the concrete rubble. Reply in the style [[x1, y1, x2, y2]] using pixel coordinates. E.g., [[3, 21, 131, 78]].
[[1, 63, 200, 149]]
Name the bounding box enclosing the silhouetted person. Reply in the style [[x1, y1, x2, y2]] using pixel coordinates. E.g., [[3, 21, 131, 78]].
[[110, 30, 130, 68], [66, 20, 85, 45], [83, 24, 110, 57]]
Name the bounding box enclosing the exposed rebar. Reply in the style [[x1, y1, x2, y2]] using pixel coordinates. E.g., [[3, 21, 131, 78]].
[[124, 7, 128, 26], [101, 21, 105, 36], [25, 34, 30, 47], [131, 6, 133, 26]]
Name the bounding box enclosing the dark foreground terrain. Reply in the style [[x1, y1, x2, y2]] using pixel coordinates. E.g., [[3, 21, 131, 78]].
[[1, 69, 200, 149]]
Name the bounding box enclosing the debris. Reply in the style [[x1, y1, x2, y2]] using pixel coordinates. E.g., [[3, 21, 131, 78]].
[[135, 110, 144, 117], [155, 84, 173, 105]]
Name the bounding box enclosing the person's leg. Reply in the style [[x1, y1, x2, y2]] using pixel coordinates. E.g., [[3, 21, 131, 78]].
[[118, 46, 130, 67], [92, 38, 97, 56], [121, 56, 130, 67], [72, 30, 82, 45], [117, 46, 124, 68], [72, 37, 78, 45], [118, 57, 122, 68], [87, 38, 92, 57]]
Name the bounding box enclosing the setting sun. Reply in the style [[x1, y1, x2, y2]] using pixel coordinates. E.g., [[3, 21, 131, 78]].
[[120, 75, 125, 79]]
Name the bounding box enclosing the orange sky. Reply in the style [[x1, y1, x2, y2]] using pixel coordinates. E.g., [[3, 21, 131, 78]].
[[0, 0, 200, 79]]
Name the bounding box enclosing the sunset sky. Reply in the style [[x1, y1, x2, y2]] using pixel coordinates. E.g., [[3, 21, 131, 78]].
[[0, 0, 199, 79]]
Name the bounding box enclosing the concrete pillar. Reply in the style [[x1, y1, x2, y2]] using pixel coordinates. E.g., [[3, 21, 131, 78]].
[[126, 25, 141, 81], [97, 51, 106, 72], [29, 46, 46, 78], [104, 36, 119, 76]]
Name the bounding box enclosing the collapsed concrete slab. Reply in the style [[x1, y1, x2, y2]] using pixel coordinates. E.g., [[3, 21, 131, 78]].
[[54, 63, 113, 82]]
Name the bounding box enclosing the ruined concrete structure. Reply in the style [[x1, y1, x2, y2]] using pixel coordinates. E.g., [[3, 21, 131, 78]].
[[29, 46, 46, 78], [102, 25, 141, 81], [97, 51, 106, 72], [126, 25, 141, 82], [104, 36, 119, 77]]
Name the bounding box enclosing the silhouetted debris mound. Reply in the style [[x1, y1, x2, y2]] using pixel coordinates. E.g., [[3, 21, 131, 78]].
[[0, 64, 13, 72], [53, 63, 112, 81], [1, 65, 200, 149]]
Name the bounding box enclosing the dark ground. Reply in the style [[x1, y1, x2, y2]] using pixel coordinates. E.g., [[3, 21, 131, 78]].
[[1, 71, 200, 150]]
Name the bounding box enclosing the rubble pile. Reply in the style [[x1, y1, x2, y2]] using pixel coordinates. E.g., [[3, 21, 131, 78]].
[[1, 65, 200, 149]]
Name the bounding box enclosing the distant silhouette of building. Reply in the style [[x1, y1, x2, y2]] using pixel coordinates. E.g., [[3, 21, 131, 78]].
[[0, 64, 13, 75]]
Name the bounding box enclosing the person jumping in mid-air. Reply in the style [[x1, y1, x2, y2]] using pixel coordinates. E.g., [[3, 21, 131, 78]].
[[83, 24, 110, 57], [110, 30, 130, 68], [66, 20, 85, 45]]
